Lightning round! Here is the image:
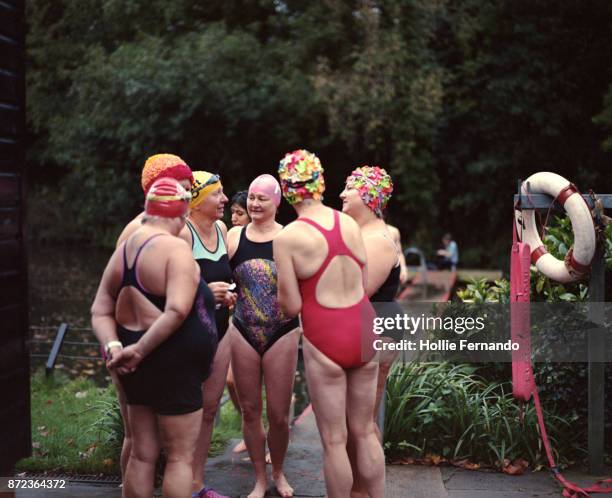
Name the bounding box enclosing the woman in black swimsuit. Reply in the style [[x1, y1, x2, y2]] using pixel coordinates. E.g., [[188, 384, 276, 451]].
[[227, 174, 299, 498], [92, 178, 218, 498], [340, 166, 401, 498]]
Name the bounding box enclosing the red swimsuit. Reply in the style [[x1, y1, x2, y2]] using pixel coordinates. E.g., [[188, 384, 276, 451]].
[[297, 210, 376, 369]]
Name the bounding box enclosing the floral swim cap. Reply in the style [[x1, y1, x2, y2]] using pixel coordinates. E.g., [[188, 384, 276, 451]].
[[277, 149, 325, 205], [345, 166, 393, 218]]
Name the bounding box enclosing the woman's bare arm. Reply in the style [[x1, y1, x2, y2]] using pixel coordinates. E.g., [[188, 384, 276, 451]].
[[91, 248, 123, 353], [273, 230, 302, 318]]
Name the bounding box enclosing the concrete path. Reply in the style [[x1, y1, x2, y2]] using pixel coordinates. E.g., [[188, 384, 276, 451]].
[[5, 405, 611, 497], [204, 405, 326, 497]]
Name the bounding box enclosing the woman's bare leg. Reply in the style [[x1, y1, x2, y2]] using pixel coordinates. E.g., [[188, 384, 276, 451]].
[[262, 328, 300, 498], [123, 405, 159, 498], [346, 362, 385, 498], [230, 326, 268, 498], [349, 341, 396, 497], [110, 371, 132, 481], [227, 363, 247, 453], [158, 409, 203, 498], [302, 338, 352, 498], [192, 333, 232, 493]]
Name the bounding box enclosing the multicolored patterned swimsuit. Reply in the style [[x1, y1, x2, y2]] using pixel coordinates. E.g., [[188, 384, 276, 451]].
[[230, 225, 299, 355]]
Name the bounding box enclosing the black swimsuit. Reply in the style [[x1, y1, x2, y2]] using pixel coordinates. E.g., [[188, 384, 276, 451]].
[[230, 225, 299, 355], [117, 234, 218, 415], [371, 263, 404, 342]]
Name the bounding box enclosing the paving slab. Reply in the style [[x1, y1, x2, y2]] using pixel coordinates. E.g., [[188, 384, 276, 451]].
[[204, 405, 326, 497], [440, 466, 612, 498], [386, 465, 448, 498]]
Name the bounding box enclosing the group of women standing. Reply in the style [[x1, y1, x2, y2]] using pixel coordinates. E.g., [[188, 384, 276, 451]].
[[92, 150, 405, 498]]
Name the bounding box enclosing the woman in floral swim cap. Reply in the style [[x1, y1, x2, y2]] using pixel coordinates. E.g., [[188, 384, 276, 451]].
[[274, 150, 385, 498], [340, 165, 403, 497]]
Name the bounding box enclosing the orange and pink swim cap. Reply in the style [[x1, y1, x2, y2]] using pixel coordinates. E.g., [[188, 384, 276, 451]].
[[141, 153, 194, 194]]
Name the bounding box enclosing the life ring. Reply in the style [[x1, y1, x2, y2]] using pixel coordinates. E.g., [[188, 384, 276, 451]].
[[514, 172, 595, 283]]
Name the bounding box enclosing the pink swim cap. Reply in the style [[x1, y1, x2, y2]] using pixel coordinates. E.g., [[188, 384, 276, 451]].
[[145, 178, 191, 218], [248, 174, 281, 207]]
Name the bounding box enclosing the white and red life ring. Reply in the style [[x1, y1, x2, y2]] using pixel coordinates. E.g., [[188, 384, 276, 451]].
[[514, 172, 595, 283]]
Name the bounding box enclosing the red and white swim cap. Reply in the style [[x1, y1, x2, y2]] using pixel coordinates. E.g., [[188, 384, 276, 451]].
[[145, 177, 191, 218]]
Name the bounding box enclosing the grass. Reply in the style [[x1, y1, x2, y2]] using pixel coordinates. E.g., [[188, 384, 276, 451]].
[[17, 371, 120, 474], [17, 370, 243, 474]]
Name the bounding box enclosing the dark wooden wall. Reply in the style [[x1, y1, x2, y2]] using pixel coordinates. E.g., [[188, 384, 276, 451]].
[[0, 0, 30, 474]]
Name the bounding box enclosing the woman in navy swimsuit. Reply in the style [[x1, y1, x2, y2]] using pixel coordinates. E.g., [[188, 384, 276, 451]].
[[92, 178, 218, 498]]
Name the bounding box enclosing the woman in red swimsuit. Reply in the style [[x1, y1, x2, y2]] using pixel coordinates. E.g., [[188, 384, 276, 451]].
[[274, 150, 385, 498]]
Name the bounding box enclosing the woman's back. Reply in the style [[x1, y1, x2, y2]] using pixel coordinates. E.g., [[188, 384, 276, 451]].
[[288, 206, 367, 308], [115, 227, 197, 331]]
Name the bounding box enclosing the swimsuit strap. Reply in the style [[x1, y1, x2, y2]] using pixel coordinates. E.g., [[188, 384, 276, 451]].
[[121, 233, 168, 310], [187, 220, 227, 261], [297, 210, 364, 285], [131, 233, 167, 271], [238, 223, 249, 246]]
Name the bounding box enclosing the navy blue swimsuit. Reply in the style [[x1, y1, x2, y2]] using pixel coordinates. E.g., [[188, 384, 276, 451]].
[[116, 234, 218, 415]]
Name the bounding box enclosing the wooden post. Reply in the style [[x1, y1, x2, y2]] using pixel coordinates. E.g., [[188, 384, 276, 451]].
[[587, 243, 605, 475]]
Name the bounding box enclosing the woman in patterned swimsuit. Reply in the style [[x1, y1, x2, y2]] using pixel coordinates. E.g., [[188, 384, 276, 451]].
[[227, 174, 300, 498]]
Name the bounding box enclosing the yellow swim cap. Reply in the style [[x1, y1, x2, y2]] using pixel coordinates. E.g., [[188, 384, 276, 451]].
[[190, 171, 222, 209]]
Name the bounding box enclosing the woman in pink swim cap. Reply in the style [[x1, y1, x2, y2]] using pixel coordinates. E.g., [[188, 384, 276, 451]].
[[226, 173, 299, 498]]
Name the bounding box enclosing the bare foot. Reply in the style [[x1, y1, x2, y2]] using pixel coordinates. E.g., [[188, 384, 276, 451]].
[[265, 452, 272, 464], [247, 478, 268, 498], [233, 439, 247, 453], [272, 471, 294, 498]]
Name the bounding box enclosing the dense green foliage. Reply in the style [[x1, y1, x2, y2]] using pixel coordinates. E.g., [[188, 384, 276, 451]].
[[384, 362, 579, 468], [27, 1, 612, 260]]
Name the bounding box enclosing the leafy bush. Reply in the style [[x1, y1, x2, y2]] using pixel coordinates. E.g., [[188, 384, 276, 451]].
[[384, 362, 579, 468], [449, 215, 612, 458]]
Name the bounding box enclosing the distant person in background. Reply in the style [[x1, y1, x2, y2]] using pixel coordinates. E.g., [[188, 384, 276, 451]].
[[385, 224, 408, 285], [230, 190, 250, 227], [436, 233, 459, 270]]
